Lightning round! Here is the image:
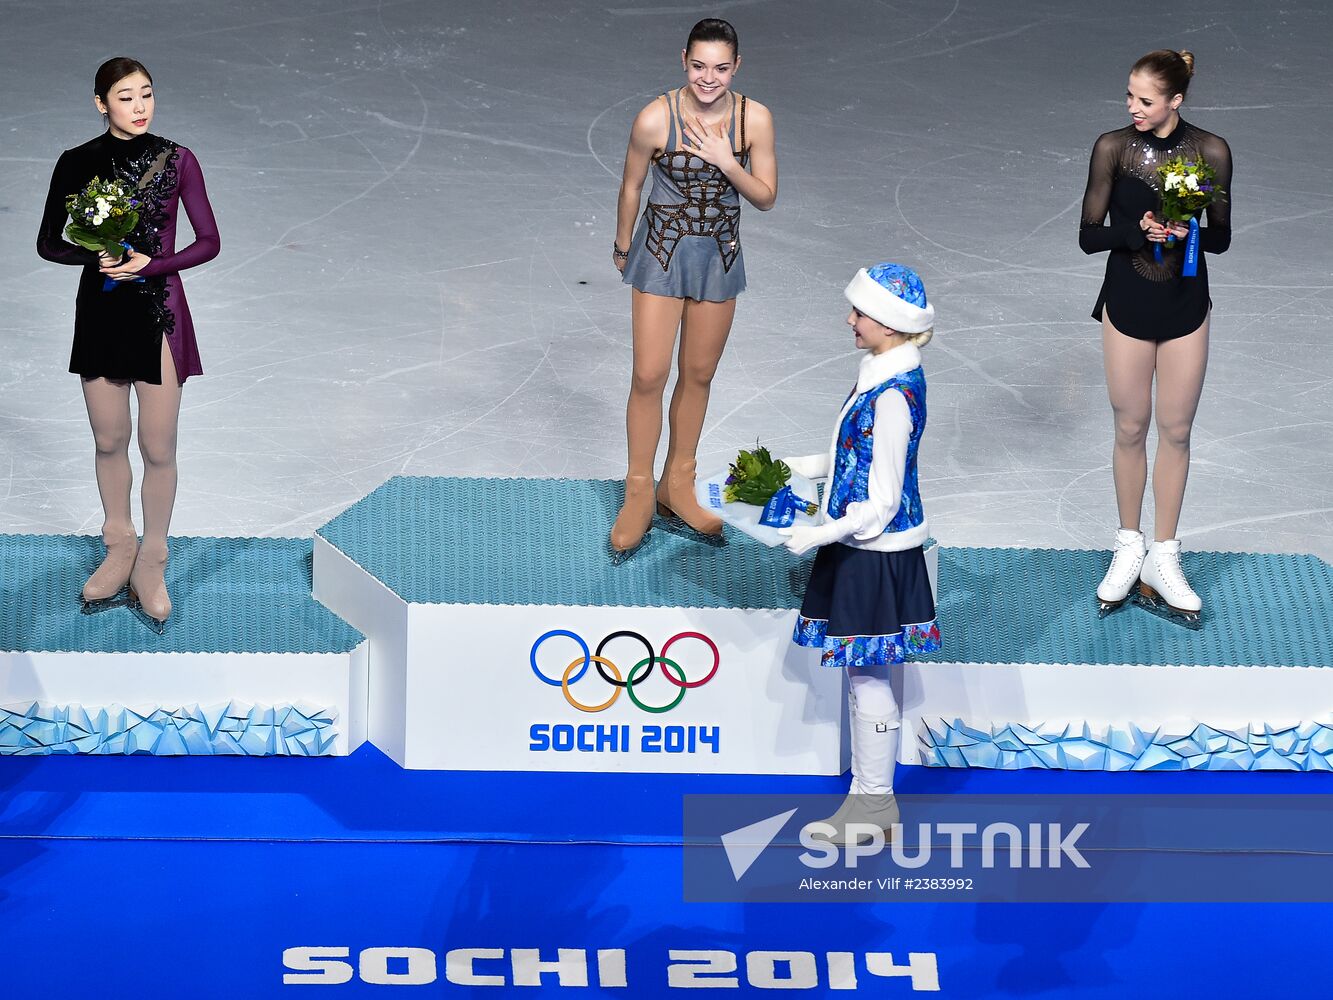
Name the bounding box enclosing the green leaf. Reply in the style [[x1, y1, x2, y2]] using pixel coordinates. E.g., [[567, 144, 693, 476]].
[[722, 444, 791, 506]]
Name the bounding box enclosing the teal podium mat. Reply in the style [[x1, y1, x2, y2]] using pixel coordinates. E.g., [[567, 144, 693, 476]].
[[318, 476, 1331, 669], [0, 534, 362, 654], [926, 546, 1333, 668], [318, 476, 810, 609]]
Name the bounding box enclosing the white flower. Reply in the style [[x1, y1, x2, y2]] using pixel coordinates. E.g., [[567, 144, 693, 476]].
[[1184, 174, 1200, 191], [1164, 172, 1184, 190], [92, 214, 106, 225]]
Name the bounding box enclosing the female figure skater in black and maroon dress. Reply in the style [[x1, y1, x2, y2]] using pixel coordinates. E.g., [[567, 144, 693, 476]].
[[37, 57, 220, 633], [1080, 50, 1231, 628]]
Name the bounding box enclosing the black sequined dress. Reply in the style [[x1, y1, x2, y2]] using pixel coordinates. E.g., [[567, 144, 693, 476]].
[[36, 131, 219, 384], [1079, 120, 1232, 342]]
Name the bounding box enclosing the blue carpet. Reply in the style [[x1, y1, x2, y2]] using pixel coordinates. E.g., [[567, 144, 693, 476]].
[[0, 836, 1321, 997], [2, 744, 1328, 845], [3, 744, 1327, 997]]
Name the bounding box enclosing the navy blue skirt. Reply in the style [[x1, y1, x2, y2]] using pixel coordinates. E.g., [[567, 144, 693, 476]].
[[793, 542, 941, 668]]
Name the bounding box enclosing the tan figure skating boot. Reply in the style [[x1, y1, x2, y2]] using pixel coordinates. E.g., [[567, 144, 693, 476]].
[[609, 474, 655, 564], [81, 528, 139, 614], [128, 542, 172, 634], [655, 457, 723, 542]]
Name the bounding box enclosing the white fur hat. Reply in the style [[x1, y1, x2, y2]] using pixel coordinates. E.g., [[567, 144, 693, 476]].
[[843, 263, 935, 334]]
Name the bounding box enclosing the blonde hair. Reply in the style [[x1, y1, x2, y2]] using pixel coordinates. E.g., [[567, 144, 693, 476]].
[[906, 328, 934, 348]]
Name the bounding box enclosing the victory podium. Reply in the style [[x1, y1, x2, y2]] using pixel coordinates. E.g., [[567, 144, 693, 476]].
[[3, 478, 1330, 771], [0, 534, 366, 755], [313, 476, 848, 773]]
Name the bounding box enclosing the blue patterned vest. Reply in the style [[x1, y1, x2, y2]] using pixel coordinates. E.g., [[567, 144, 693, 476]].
[[827, 366, 927, 534]]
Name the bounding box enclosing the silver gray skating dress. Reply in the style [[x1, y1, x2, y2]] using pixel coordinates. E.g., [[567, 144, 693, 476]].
[[621, 88, 749, 302]]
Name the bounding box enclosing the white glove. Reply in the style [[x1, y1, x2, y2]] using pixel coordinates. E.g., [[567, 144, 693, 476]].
[[782, 454, 829, 481], [778, 520, 846, 557]]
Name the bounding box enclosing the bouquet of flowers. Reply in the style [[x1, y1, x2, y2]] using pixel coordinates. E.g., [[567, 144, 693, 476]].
[[724, 444, 792, 506], [65, 177, 140, 259], [65, 177, 144, 289], [1155, 156, 1223, 274], [724, 444, 818, 528]]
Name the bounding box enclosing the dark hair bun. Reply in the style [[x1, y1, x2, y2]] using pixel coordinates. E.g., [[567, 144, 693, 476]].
[[1131, 49, 1194, 99], [95, 57, 153, 102], [687, 18, 739, 57]]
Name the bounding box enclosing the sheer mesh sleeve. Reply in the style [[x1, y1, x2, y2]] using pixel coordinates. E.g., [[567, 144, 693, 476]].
[[1078, 132, 1146, 254], [1198, 133, 1232, 255], [35, 150, 99, 267], [139, 148, 220, 278]]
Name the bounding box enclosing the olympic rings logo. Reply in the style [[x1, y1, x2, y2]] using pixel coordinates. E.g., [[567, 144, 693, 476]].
[[530, 629, 721, 714]]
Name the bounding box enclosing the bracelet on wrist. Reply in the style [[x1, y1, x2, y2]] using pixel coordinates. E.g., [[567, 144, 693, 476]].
[[612, 243, 630, 261]]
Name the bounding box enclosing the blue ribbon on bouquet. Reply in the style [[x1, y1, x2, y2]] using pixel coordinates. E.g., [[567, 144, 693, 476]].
[[1181, 217, 1200, 277], [759, 486, 819, 528], [1153, 218, 1201, 276], [102, 242, 147, 292]]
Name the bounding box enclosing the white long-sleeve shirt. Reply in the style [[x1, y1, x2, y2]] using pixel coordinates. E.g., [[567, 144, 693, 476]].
[[786, 342, 928, 553]]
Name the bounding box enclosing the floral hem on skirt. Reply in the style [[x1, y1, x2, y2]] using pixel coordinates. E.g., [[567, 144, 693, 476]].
[[794, 615, 942, 668]]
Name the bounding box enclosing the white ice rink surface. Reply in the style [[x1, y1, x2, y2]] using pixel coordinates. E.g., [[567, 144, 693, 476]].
[[3, 0, 1330, 559]]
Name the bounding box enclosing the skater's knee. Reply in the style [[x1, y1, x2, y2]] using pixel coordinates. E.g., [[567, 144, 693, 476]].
[[1112, 412, 1150, 448], [1156, 416, 1193, 451], [91, 426, 132, 456], [630, 364, 670, 398], [678, 354, 721, 388], [137, 432, 178, 469]]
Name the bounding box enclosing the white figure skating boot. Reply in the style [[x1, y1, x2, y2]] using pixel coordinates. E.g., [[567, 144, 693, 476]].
[[803, 692, 900, 846], [1096, 528, 1146, 618], [1135, 538, 1202, 630]]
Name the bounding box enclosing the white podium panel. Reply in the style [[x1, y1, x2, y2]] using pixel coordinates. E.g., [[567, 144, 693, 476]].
[[314, 527, 850, 774], [0, 646, 368, 756], [404, 604, 847, 773]]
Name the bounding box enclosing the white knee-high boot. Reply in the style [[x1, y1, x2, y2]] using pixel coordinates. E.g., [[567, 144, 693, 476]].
[[805, 689, 901, 844], [851, 700, 901, 796]]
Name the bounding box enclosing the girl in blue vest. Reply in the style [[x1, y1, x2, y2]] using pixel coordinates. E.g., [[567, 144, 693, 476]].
[[779, 262, 942, 840]]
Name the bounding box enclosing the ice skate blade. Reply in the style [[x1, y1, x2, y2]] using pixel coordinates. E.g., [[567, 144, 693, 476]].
[[651, 513, 726, 547], [1133, 585, 1202, 631], [608, 532, 651, 566], [80, 588, 129, 615], [126, 593, 168, 635], [1096, 596, 1131, 619]]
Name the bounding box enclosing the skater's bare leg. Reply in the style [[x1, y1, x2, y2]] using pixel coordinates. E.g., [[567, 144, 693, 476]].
[[129, 338, 182, 626], [1101, 311, 1157, 532], [611, 289, 684, 556], [1151, 314, 1209, 541], [80, 376, 137, 604], [656, 295, 736, 535]]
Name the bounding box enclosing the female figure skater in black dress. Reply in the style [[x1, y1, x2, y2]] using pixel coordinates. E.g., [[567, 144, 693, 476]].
[[1080, 50, 1231, 628], [37, 57, 220, 632]]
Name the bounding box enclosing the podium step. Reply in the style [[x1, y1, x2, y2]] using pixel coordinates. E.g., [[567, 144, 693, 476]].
[[1, 534, 367, 756]]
